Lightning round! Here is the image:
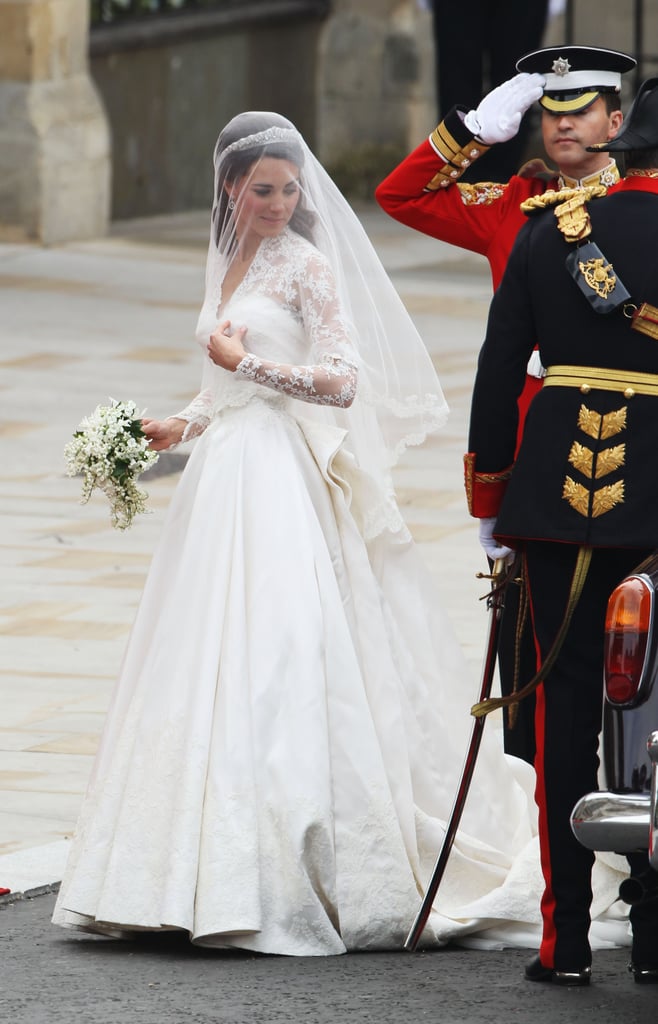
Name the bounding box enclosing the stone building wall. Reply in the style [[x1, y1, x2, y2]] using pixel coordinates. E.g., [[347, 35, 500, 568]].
[[0, 0, 110, 243], [2, 0, 658, 238], [90, 4, 327, 219]]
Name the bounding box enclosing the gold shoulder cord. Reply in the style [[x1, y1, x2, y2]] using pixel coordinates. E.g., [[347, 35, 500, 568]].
[[520, 184, 606, 216], [554, 190, 596, 242]]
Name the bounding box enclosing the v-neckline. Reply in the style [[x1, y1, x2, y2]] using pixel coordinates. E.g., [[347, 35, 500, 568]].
[[218, 238, 265, 312]]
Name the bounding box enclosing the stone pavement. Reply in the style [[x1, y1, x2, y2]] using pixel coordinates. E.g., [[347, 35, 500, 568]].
[[0, 204, 497, 896]]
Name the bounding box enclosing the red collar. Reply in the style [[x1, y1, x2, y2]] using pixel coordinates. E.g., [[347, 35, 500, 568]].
[[608, 174, 658, 196]]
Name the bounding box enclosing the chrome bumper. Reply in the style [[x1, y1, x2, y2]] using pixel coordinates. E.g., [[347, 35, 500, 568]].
[[650, 731, 658, 871], [571, 731, 658, 868]]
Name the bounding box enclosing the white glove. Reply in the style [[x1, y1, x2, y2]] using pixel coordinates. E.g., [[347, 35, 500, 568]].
[[464, 73, 545, 145], [478, 517, 514, 561]]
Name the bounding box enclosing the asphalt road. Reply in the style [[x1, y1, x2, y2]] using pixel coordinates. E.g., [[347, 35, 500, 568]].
[[2, 890, 654, 1024]]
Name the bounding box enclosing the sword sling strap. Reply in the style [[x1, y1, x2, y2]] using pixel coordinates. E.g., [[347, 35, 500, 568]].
[[471, 545, 593, 719], [508, 555, 530, 731]]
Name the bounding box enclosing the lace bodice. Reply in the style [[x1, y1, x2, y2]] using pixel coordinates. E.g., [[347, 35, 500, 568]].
[[174, 230, 358, 441]]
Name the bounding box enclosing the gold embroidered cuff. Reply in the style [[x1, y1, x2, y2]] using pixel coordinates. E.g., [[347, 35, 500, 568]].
[[464, 453, 513, 517], [426, 121, 490, 191], [429, 121, 462, 162]]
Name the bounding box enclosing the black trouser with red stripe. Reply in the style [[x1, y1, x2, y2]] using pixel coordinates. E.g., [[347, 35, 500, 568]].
[[524, 541, 653, 970]]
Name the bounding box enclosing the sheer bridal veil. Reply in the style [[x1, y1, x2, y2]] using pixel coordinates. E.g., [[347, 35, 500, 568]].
[[195, 111, 449, 539]]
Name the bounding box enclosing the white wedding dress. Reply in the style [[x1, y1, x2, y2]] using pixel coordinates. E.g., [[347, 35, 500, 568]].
[[53, 230, 629, 955]]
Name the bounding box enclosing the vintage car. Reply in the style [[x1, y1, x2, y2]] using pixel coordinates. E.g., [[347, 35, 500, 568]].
[[571, 551, 658, 904]]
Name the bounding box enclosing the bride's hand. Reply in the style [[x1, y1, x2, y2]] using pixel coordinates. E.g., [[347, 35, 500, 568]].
[[142, 417, 185, 451], [208, 319, 248, 371]]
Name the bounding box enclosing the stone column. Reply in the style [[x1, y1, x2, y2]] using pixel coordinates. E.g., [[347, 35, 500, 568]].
[[316, 0, 434, 164], [0, 0, 111, 243]]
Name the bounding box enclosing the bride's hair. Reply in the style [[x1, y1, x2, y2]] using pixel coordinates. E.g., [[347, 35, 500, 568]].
[[213, 135, 316, 247]]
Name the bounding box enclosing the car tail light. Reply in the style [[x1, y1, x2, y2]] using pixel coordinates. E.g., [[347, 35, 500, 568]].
[[604, 576, 653, 705]]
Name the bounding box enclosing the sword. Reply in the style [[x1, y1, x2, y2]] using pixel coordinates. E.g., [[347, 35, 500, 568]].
[[404, 555, 511, 951]]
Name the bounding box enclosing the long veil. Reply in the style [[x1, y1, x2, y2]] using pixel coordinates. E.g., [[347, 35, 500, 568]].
[[195, 111, 449, 539]]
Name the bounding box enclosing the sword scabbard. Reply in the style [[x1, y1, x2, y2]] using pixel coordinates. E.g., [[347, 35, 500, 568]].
[[404, 556, 509, 951]]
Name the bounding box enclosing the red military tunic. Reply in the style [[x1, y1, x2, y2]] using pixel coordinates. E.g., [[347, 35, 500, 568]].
[[375, 105, 621, 288], [375, 107, 620, 444]]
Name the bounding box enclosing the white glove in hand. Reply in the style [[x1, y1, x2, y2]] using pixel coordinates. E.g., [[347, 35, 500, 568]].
[[479, 517, 513, 561], [464, 73, 545, 145]]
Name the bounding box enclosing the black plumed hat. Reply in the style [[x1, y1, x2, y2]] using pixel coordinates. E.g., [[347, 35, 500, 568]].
[[588, 77, 658, 151]]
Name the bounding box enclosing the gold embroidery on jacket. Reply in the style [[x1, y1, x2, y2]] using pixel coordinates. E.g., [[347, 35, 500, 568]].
[[568, 442, 594, 478], [595, 443, 625, 478], [457, 182, 507, 206], [578, 257, 617, 298], [576, 404, 627, 440], [592, 481, 625, 517], [601, 407, 627, 438], [577, 405, 602, 439], [563, 477, 590, 516], [564, 404, 626, 518]]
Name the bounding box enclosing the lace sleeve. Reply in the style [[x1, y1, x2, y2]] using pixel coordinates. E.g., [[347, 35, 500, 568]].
[[235, 352, 357, 407], [233, 246, 358, 407], [169, 356, 216, 442], [170, 388, 213, 443], [297, 248, 357, 362]]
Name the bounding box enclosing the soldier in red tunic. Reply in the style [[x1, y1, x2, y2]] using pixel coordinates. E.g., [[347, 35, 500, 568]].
[[376, 45, 635, 763], [376, 44, 633, 294]]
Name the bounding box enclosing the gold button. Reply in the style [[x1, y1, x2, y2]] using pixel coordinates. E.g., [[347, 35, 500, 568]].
[[580, 383, 591, 393], [624, 387, 635, 398]]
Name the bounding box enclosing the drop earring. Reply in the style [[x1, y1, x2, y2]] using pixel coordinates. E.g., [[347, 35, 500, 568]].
[[228, 198, 236, 210]]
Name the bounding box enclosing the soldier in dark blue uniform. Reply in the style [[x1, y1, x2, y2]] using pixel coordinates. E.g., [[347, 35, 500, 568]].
[[466, 77, 658, 986]]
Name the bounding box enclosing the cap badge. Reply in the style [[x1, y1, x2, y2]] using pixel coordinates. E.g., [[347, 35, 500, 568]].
[[552, 57, 571, 76]]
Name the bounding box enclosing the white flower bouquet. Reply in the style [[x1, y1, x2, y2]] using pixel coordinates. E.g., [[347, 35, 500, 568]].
[[64, 399, 159, 530]]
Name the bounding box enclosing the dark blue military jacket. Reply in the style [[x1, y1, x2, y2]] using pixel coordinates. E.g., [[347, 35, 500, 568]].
[[468, 180, 658, 548]]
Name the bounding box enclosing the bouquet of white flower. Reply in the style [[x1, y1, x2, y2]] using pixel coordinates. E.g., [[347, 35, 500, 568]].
[[64, 399, 159, 530]]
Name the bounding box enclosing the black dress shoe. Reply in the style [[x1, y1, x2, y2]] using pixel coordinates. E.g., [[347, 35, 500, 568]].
[[525, 954, 591, 987], [629, 962, 658, 984]]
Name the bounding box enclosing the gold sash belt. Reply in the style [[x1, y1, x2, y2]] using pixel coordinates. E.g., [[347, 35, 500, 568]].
[[544, 364, 658, 398]]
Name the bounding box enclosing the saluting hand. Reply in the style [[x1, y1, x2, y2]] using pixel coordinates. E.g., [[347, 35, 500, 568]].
[[465, 73, 545, 145], [208, 320, 248, 372]]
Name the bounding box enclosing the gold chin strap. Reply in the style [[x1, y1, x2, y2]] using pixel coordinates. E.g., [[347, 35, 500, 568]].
[[471, 546, 593, 719]]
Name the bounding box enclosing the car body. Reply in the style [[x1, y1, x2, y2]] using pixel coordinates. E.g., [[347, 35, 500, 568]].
[[571, 551, 658, 885]]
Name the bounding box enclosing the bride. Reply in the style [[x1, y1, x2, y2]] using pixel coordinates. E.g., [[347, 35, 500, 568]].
[[52, 112, 626, 956]]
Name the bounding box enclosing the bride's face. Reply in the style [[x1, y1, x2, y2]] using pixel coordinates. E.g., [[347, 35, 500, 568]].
[[229, 157, 301, 244]]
